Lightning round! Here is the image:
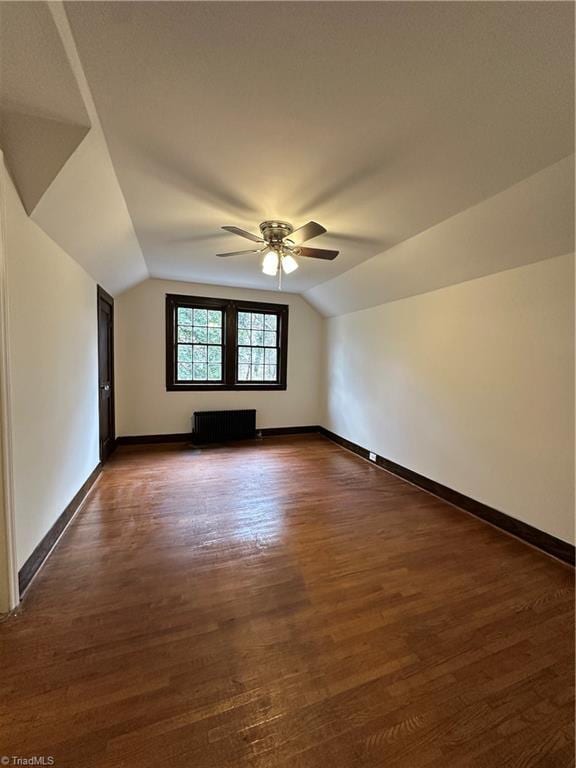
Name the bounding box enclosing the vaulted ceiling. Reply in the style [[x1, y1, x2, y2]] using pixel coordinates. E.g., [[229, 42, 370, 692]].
[[0, 2, 89, 213], [0, 1, 147, 294], [1, 1, 574, 304]]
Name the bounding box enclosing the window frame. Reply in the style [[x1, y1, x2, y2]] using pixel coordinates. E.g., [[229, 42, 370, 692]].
[[166, 293, 289, 391]]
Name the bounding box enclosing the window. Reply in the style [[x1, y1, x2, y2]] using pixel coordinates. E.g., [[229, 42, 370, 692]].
[[166, 294, 288, 391], [237, 310, 279, 383], [174, 305, 224, 383]]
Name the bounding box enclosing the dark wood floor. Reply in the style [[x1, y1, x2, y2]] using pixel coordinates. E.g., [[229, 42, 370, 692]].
[[1, 435, 573, 767]]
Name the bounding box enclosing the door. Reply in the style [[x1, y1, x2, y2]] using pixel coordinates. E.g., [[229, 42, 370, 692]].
[[97, 286, 115, 461]]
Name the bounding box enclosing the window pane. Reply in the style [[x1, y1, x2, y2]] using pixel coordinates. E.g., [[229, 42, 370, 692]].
[[207, 345, 221, 363], [193, 308, 208, 325], [207, 327, 222, 344], [175, 303, 224, 384], [234, 309, 282, 384], [238, 347, 251, 364], [251, 330, 263, 346], [192, 327, 208, 344], [177, 326, 194, 343], [178, 344, 193, 362], [207, 309, 222, 327], [193, 345, 207, 362], [178, 307, 193, 325], [264, 314, 277, 331], [178, 362, 193, 380], [208, 363, 221, 380], [238, 312, 251, 329]]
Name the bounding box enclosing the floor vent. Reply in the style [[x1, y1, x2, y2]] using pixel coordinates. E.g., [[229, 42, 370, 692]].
[[192, 409, 256, 444]]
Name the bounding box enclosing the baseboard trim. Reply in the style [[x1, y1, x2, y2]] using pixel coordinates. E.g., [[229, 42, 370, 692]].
[[318, 427, 575, 567], [260, 425, 320, 437], [116, 433, 192, 445], [18, 463, 102, 595], [117, 426, 321, 445]]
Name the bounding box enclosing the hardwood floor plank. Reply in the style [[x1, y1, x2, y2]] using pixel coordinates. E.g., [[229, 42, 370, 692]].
[[0, 436, 573, 767]]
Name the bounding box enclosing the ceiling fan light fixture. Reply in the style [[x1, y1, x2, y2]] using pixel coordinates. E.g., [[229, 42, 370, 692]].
[[281, 253, 299, 274], [262, 249, 279, 276], [220, 220, 338, 283]]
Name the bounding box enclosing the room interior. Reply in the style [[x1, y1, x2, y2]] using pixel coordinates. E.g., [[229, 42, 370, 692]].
[[0, 1, 574, 765]]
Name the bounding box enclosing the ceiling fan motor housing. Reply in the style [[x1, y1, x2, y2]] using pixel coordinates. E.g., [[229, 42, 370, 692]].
[[259, 220, 294, 245]]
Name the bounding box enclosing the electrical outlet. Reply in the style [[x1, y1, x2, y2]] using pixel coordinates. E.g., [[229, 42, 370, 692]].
[[369, 452, 377, 462]]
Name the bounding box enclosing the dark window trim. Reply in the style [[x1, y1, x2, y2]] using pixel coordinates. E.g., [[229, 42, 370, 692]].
[[166, 293, 289, 391]]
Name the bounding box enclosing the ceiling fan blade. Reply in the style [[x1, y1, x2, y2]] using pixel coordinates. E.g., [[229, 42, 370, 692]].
[[288, 221, 327, 245], [221, 225, 264, 244], [216, 248, 262, 257], [297, 246, 339, 260]]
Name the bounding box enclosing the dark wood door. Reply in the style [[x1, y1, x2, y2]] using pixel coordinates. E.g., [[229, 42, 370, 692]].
[[97, 286, 115, 461]]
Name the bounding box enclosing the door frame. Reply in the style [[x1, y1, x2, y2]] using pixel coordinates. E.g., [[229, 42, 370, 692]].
[[97, 285, 115, 462]]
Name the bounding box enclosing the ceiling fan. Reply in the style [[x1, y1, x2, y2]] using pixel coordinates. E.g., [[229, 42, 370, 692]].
[[217, 220, 338, 281]]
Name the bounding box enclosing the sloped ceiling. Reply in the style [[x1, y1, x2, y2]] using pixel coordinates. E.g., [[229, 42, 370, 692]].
[[306, 155, 575, 316], [32, 3, 148, 295], [0, 1, 89, 214], [0, 110, 88, 215], [0, 2, 573, 301], [0, 1, 147, 295], [64, 1, 574, 295]]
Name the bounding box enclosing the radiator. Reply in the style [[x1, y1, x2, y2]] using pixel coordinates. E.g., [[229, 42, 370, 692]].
[[192, 409, 256, 444]]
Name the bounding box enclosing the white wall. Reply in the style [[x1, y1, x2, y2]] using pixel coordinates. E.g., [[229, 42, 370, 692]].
[[116, 279, 324, 435], [0, 490, 12, 611], [0, 157, 17, 610], [324, 254, 575, 545], [2, 158, 100, 569]]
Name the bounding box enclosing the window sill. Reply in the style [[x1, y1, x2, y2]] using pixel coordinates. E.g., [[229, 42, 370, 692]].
[[166, 383, 287, 392]]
